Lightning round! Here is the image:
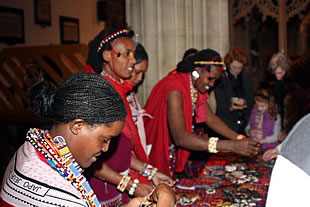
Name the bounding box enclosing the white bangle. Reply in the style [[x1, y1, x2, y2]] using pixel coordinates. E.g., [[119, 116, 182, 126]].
[[128, 179, 139, 196], [208, 137, 219, 153]]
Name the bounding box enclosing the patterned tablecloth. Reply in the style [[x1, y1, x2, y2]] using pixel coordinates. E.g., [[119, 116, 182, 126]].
[[175, 152, 275, 207]]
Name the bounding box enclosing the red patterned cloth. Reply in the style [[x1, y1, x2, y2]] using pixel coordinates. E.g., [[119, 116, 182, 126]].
[[175, 153, 274, 206]]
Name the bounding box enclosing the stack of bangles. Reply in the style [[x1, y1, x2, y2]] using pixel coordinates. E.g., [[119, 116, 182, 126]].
[[139, 163, 158, 181]]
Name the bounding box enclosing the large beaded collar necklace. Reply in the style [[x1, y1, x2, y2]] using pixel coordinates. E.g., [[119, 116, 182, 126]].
[[26, 128, 100, 207]]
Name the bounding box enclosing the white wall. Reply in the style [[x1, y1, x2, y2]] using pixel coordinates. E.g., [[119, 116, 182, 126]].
[[0, 0, 105, 50]]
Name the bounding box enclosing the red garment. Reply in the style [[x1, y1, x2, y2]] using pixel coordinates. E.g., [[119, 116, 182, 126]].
[[82, 65, 149, 164], [144, 70, 209, 176]]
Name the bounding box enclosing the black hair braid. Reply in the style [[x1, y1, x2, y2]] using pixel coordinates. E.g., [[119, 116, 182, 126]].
[[135, 43, 148, 64], [176, 54, 196, 73], [51, 72, 127, 125], [27, 72, 127, 125]]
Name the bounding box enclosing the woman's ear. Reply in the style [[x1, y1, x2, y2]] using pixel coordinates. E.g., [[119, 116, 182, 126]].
[[103, 50, 111, 63], [69, 119, 86, 135]]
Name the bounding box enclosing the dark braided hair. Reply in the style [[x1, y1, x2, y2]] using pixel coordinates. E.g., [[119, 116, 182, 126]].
[[177, 48, 224, 73], [26, 72, 127, 125], [134, 43, 148, 64], [182, 48, 198, 61]]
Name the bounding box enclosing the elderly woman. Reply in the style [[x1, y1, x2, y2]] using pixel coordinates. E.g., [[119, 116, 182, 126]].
[[266, 51, 310, 206], [214, 48, 253, 135], [144, 48, 260, 177], [268, 52, 292, 136], [0, 72, 175, 207]]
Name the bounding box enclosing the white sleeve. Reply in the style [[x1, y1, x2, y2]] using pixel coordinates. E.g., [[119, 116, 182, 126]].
[[276, 142, 283, 152], [265, 115, 281, 143]]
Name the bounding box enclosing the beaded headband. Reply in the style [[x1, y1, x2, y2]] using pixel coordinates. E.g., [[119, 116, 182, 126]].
[[194, 60, 226, 71], [96, 29, 129, 52]]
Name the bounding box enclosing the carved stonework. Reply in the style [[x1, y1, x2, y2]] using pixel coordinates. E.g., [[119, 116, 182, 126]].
[[232, 0, 310, 24], [287, 0, 310, 20]]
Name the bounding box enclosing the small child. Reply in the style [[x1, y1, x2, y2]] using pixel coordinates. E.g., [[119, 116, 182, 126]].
[[245, 87, 281, 149]]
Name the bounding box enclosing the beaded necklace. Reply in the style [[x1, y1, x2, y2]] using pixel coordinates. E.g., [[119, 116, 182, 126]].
[[190, 75, 198, 131], [26, 128, 100, 207], [101, 68, 123, 84], [190, 75, 198, 103]]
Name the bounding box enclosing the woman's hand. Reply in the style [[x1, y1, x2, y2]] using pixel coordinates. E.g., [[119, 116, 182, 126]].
[[151, 184, 176, 207], [231, 98, 247, 110], [124, 197, 144, 207], [262, 147, 279, 161], [230, 138, 260, 156], [258, 138, 268, 144], [125, 184, 176, 207], [278, 130, 287, 142], [134, 183, 153, 197], [152, 172, 174, 186], [249, 129, 257, 138]]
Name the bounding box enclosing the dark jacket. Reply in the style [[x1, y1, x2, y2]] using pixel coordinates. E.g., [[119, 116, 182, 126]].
[[214, 69, 253, 134]]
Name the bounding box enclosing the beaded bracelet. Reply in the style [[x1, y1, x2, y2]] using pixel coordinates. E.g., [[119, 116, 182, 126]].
[[140, 164, 152, 177], [117, 175, 131, 192], [236, 134, 246, 140], [208, 137, 219, 153], [139, 163, 148, 176], [147, 167, 158, 181], [128, 179, 140, 196]]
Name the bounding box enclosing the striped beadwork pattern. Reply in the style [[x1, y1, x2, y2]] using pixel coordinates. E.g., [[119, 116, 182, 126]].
[[26, 128, 100, 207]]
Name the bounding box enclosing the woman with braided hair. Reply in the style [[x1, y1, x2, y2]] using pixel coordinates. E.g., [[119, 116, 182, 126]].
[[83, 28, 173, 206], [0, 72, 175, 207], [144, 48, 260, 177]]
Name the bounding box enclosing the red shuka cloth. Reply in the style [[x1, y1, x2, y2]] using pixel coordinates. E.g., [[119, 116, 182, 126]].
[[144, 69, 209, 176]]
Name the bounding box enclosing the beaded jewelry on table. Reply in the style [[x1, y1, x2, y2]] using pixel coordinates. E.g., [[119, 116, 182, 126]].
[[26, 128, 100, 207]]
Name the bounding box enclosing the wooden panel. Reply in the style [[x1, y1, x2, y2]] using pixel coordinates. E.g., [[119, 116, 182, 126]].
[[0, 44, 88, 123]]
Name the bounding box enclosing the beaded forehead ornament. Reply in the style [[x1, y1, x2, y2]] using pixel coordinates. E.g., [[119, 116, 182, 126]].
[[194, 59, 226, 72], [96, 29, 129, 52], [194, 55, 227, 77]]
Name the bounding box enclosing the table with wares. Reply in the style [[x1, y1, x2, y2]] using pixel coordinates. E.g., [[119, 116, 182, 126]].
[[175, 152, 275, 207]]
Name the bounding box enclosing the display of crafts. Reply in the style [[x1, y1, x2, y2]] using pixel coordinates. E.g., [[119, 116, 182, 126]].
[[175, 153, 275, 206]]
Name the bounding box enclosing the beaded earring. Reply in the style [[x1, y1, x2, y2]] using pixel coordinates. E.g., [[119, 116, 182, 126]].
[[192, 71, 200, 80]]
